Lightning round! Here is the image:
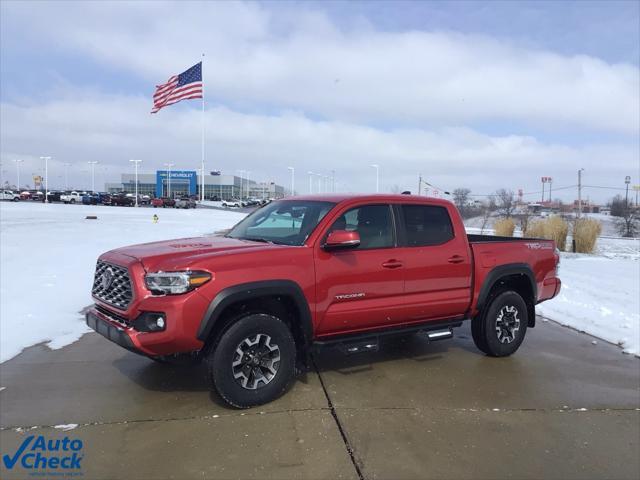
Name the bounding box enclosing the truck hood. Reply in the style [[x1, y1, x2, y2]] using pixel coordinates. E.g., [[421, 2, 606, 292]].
[[110, 235, 281, 271]]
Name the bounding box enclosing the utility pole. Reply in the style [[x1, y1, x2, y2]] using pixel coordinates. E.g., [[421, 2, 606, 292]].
[[577, 168, 584, 218], [87, 161, 98, 192], [130, 159, 142, 207], [287, 167, 294, 196], [12, 159, 23, 190], [418, 174, 422, 196], [548, 177, 553, 203], [164, 163, 174, 198], [371, 164, 379, 193], [40, 156, 51, 202]]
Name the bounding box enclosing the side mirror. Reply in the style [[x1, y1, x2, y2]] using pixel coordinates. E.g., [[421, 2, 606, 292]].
[[323, 230, 360, 251]]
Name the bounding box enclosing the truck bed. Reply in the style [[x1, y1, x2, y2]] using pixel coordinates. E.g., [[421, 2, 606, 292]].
[[467, 234, 541, 243]]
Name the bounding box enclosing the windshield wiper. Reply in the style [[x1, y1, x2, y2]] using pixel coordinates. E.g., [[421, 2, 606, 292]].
[[242, 237, 276, 244]]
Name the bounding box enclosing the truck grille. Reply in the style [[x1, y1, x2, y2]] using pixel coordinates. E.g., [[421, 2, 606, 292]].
[[92, 260, 133, 310], [95, 304, 131, 327]]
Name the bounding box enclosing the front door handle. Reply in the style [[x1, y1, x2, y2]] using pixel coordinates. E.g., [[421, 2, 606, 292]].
[[382, 260, 403, 269], [448, 255, 465, 264]]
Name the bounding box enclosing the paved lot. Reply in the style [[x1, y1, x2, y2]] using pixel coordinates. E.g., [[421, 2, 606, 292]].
[[1, 318, 638, 479]]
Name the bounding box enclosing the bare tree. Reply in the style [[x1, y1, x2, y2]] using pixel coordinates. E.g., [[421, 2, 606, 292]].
[[609, 195, 638, 237], [495, 189, 515, 218], [480, 197, 496, 234], [453, 188, 471, 218], [515, 210, 532, 236]]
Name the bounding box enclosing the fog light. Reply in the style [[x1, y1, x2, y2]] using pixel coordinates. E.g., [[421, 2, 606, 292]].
[[132, 312, 166, 332]]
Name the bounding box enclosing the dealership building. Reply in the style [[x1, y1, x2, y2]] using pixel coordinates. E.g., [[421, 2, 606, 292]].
[[105, 170, 285, 200]]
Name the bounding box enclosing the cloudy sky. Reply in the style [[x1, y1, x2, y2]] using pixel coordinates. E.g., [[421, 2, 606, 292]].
[[1, 0, 638, 202]]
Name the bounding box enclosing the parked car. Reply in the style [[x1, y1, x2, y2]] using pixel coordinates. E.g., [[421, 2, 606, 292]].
[[0, 190, 20, 201], [162, 197, 176, 208], [140, 194, 151, 205], [151, 197, 164, 208], [175, 197, 197, 209], [44, 191, 63, 202], [110, 193, 135, 206], [222, 199, 242, 208], [82, 192, 110, 205], [87, 194, 561, 408], [20, 191, 32, 200], [61, 191, 85, 204]]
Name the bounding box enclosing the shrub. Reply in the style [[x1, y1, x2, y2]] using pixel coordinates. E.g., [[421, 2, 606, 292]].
[[494, 218, 516, 237], [525, 220, 546, 239], [573, 218, 602, 253], [544, 216, 569, 252], [525, 216, 569, 251]]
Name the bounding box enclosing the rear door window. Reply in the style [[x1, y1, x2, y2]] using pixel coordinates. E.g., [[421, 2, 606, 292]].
[[400, 205, 454, 246]]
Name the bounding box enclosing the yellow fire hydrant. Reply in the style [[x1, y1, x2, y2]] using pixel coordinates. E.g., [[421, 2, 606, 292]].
[[153, 214, 159, 224]]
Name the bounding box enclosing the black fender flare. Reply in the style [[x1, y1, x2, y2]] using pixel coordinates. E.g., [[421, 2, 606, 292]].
[[196, 280, 313, 345], [476, 263, 537, 326]]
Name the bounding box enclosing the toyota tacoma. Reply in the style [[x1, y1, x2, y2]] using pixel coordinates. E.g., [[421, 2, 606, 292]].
[[86, 194, 561, 408]]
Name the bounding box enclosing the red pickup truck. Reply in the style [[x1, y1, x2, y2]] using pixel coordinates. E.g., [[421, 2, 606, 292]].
[[87, 194, 561, 407]]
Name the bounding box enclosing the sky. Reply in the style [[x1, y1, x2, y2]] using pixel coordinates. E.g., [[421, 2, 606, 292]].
[[1, 0, 639, 203]]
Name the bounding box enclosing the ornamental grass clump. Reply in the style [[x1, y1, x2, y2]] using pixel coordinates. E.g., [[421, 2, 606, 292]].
[[573, 218, 602, 254], [494, 218, 516, 237]]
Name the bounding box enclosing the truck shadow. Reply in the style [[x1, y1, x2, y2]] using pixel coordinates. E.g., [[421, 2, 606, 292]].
[[111, 328, 479, 405]]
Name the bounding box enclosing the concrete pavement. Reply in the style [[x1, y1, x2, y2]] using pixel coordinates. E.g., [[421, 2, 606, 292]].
[[1, 318, 638, 479]]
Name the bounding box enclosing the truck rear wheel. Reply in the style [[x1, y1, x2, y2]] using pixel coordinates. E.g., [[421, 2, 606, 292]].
[[472, 290, 528, 357], [207, 313, 296, 408]]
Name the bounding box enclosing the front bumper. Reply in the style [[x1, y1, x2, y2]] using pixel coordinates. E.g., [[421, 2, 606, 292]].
[[86, 310, 142, 355]]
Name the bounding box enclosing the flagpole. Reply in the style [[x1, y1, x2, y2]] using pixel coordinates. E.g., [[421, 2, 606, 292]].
[[201, 53, 205, 203]]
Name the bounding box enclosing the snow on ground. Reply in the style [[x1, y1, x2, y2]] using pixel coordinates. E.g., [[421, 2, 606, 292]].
[[537, 249, 639, 355], [0, 202, 245, 362]]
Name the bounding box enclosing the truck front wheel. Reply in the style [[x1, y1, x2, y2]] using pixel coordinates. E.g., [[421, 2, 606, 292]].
[[472, 290, 528, 357], [207, 313, 296, 408]]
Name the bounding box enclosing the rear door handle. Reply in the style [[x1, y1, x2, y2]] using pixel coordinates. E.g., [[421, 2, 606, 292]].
[[382, 260, 403, 269], [448, 255, 465, 264]]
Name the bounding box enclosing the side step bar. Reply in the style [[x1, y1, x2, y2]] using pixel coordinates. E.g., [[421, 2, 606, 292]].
[[313, 319, 464, 355]]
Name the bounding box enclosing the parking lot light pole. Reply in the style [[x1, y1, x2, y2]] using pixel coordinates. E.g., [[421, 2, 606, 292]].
[[236, 170, 245, 200], [308, 171, 314, 194], [40, 156, 51, 202], [164, 163, 174, 198], [12, 159, 23, 190], [287, 167, 294, 196], [87, 161, 98, 193], [130, 159, 142, 207], [62, 163, 71, 190], [371, 164, 379, 193]]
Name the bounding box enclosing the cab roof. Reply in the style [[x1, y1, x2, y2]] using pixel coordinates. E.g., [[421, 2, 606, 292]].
[[279, 193, 454, 207]]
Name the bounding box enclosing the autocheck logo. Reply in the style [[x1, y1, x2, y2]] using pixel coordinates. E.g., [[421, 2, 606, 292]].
[[2, 435, 84, 472]]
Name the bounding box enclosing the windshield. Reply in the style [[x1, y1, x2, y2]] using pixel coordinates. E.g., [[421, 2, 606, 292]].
[[227, 200, 335, 246]]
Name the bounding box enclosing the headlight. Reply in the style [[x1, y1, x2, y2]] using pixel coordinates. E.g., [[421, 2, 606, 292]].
[[145, 271, 212, 295]]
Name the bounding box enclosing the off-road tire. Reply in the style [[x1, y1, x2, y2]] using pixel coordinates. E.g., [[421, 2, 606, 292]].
[[207, 313, 296, 408], [472, 290, 528, 357]]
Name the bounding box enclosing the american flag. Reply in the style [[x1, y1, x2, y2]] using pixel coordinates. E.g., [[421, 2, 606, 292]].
[[151, 62, 203, 114]]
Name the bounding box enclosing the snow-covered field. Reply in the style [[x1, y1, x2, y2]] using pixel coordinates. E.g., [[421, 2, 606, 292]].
[[1, 202, 638, 362], [0, 202, 245, 362], [537, 250, 639, 355]]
